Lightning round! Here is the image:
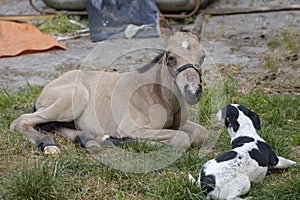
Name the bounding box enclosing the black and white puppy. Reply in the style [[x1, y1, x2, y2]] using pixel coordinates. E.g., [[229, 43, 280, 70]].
[[189, 104, 296, 200]]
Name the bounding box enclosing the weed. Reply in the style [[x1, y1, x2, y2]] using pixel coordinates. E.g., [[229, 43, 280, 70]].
[[263, 29, 299, 72], [267, 38, 281, 49], [264, 55, 279, 70], [121, 140, 163, 153], [154, 171, 205, 200], [190, 75, 237, 126], [37, 12, 87, 35], [251, 167, 300, 200], [183, 17, 195, 25], [0, 81, 299, 199], [1, 161, 66, 200], [281, 30, 299, 53]]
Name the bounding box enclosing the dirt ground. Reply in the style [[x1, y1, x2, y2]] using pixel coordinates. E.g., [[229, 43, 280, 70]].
[[0, 0, 299, 93]]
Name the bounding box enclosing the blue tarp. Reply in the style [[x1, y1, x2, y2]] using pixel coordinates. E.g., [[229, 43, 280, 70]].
[[86, 0, 159, 42]]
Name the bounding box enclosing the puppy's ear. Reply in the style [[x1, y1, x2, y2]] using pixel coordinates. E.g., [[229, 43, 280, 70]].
[[238, 105, 261, 130], [224, 105, 240, 132], [227, 114, 240, 132], [249, 112, 261, 130]]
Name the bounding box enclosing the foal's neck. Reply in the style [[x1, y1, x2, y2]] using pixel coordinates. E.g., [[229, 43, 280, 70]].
[[141, 61, 184, 109]]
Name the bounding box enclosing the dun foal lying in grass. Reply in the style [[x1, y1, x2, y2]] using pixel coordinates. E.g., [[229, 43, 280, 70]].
[[10, 14, 207, 154]]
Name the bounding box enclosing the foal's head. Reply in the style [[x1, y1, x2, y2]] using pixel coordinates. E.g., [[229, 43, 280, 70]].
[[158, 14, 205, 105]]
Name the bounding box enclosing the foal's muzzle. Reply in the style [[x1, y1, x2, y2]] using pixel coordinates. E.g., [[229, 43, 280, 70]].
[[167, 62, 203, 105], [184, 83, 202, 105]]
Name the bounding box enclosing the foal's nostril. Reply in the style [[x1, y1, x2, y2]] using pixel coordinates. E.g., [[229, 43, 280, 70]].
[[186, 83, 202, 96]]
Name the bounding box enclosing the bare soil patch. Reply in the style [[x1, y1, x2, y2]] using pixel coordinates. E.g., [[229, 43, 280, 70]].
[[0, 0, 299, 94]]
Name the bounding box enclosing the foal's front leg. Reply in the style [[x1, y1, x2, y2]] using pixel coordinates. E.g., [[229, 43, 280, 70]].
[[119, 128, 192, 152], [10, 112, 60, 154], [178, 120, 207, 148], [56, 127, 104, 154], [10, 77, 89, 154]]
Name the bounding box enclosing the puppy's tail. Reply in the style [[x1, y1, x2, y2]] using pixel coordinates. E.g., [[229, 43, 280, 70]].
[[273, 156, 297, 169]]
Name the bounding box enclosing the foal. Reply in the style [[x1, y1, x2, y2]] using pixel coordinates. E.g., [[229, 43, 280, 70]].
[[10, 14, 207, 154]]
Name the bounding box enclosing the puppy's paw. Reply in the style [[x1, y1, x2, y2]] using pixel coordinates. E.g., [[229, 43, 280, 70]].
[[188, 173, 196, 183]]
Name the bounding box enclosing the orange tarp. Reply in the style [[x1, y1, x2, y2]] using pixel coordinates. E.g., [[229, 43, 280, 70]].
[[0, 20, 67, 57]]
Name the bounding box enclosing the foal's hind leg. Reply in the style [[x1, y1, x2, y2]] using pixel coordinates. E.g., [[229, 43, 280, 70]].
[[179, 120, 207, 148]]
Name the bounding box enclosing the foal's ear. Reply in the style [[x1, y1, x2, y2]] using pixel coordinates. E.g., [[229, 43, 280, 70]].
[[191, 14, 204, 40], [157, 12, 174, 43]]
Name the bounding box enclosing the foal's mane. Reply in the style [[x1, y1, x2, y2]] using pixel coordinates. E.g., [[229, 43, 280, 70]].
[[136, 50, 166, 73]]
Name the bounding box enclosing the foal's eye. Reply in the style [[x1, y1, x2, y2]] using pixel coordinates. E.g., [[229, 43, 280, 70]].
[[168, 56, 177, 67]]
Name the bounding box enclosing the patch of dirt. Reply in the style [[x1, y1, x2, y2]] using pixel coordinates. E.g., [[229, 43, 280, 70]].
[[201, 1, 300, 94], [0, 0, 299, 94]]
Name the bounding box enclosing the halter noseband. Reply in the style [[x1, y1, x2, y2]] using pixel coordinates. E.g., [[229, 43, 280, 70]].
[[167, 63, 202, 77]]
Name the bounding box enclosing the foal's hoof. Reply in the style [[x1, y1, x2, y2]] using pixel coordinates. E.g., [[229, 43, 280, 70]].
[[44, 146, 61, 154], [86, 140, 103, 155], [87, 145, 103, 155]]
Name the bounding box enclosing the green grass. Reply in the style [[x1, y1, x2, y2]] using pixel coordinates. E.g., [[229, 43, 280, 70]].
[[37, 13, 88, 35], [1, 161, 66, 200], [264, 29, 299, 71], [264, 55, 280, 70], [267, 38, 281, 49], [0, 82, 299, 199], [281, 30, 299, 53], [270, 30, 300, 53]]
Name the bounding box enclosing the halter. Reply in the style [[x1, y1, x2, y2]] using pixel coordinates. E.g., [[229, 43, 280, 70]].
[[167, 63, 202, 78]]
